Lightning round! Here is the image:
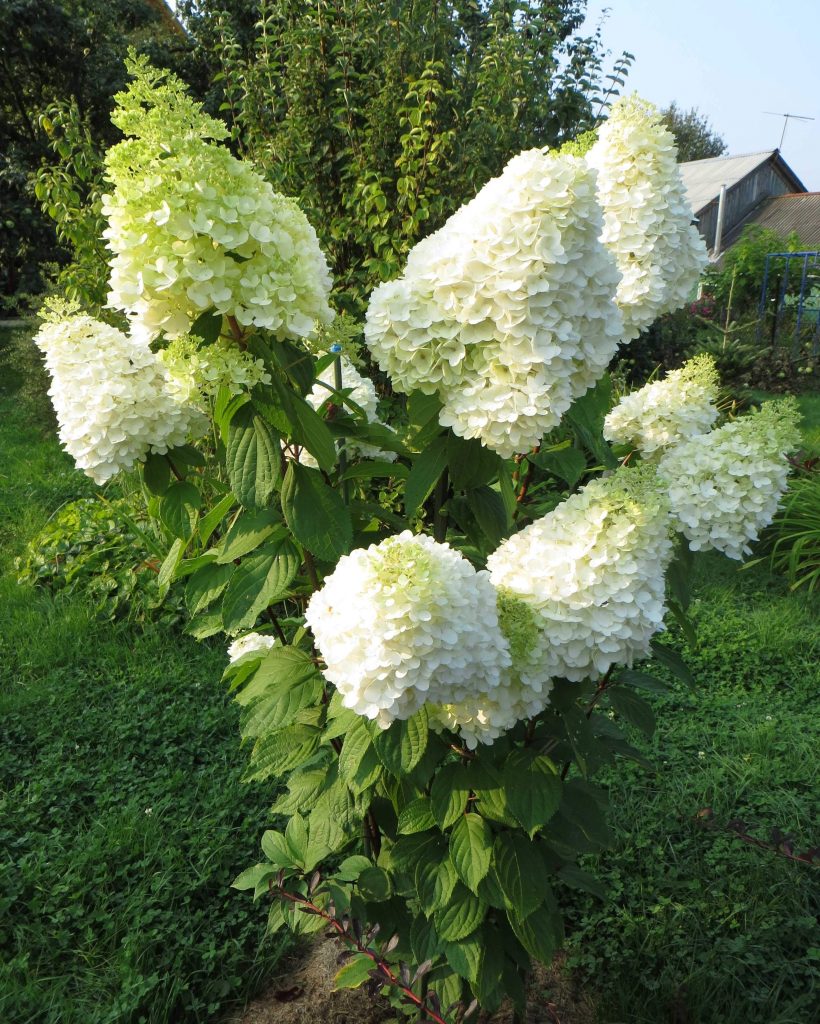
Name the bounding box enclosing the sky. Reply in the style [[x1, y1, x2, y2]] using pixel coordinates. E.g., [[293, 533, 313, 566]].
[[583, 0, 820, 189]]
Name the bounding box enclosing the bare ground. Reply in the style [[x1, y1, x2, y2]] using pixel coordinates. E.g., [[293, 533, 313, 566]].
[[230, 940, 598, 1024]]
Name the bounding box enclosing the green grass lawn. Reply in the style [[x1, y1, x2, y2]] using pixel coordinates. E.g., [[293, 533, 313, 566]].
[[0, 341, 291, 1022], [1, 323, 817, 1023]]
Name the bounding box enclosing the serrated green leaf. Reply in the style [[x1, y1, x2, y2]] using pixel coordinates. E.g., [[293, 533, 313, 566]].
[[494, 833, 546, 919], [186, 561, 234, 616], [468, 484, 507, 545], [221, 537, 300, 632], [338, 718, 372, 782], [358, 865, 392, 901], [449, 813, 493, 893], [243, 725, 320, 782], [504, 752, 562, 833], [430, 763, 471, 829], [157, 537, 184, 596], [199, 491, 237, 545], [608, 687, 656, 736], [281, 462, 352, 561], [159, 481, 200, 539], [410, 913, 442, 963], [289, 392, 338, 472], [555, 863, 607, 899], [372, 709, 428, 776], [189, 308, 223, 345], [340, 460, 409, 481], [507, 887, 562, 963], [531, 446, 587, 487], [239, 664, 323, 738], [415, 853, 458, 912], [231, 863, 272, 891], [142, 452, 171, 495], [216, 508, 283, 562], [226, 404, 281, 508], [617, 669, 672, 694], [446, 434, 501, 490], [651, 639, 695, 688], [472, 764, 517, 827], [434, 883, 486, 941], [398, 797, 436, 835], [405, 435, 448, 516]]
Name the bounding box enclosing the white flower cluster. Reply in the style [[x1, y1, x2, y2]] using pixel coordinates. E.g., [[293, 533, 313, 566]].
[[103, 56, 333, 341], [305, 532, 513, 740], [658, 399, 801, 560], [34, 309, 204, 484], [587, 96, 707, 341], [488, 470, 674, 681], [604, 355, 720, 455], [227, 632, 278, 664], [159, 336, 271, 405], [365, 149, 623, 457], [300, 356, 397, 466]]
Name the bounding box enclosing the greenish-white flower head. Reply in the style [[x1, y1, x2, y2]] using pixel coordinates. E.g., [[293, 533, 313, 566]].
[[305, 531, 512, 734], [33, 304, 205, 484], [604, 354, 720, 455], [588, 95, 708, 341], [659, 398, 802, 560], [488, 468, 674, 681], [158, 335, 272, 405], [365, 148, 623, 457], [103, 54, 333, 341]]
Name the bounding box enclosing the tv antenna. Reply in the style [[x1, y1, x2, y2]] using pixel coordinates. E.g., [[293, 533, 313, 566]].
[[763, 111, 815, 149]]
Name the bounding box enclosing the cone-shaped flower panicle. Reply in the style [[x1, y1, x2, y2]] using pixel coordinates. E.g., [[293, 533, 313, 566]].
[[604, 354, 720, 455], [305, 532, 511, 731], [34, 305, 205, 484], [587, 96, 708, 341], [365, 149, 623, 457], [659, 398, 802, 560], [298, 356, 397, 466], [487, 469, 674, 681], [103, 54, 333, 340]]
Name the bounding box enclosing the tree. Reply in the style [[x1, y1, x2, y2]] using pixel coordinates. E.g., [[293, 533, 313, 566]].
[[0, 0, 194, 301], [661, 101, 727, 162], [185, 0, 619, 311]]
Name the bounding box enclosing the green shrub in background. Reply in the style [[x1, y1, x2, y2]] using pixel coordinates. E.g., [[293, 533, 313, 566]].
[[16, 496, 181, 624]]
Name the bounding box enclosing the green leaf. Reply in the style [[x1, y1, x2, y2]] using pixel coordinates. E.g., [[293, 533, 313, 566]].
[[186, 561, 234, 616], [472, 764, 517, 827], [216, 508, 283, 562], [556, 779, 613, 850], [531, 446, 587, 487], [243, 725, 320, 782], [504, 752, 562, 833], [430, 763, 471, 829], [189, 308, 223, 345], [334, 954, 373, 991], [231, 863, 273, 892], [226, 404, 281, 508], [372, 709, 428, 776], [561, 704, 597, 778], [397, 797, 436, 835], [415, 854, 458, 912], [285, 812, 309, 862], [199, 491, 236, 546], [608, 687, 656, 736], [290, 392, 337, 472], [221, 537, 300, 632], [449, 813, 493, 893], [493, 833, 546, 919], [434, 883, 486, 941], [159, 481, 201, 539], [337, 718, 373, 782], [142, 452, 171, 495], [157, 537, 184, 596], [239, 662, 323, 738], [555, 863, 607, 899], [507, 886, 562, 963], [617, 669, 672, 695], [281, 463, 352, 562], [650, 640, 695, 688], [234, 647, 321, 706], [357, 865, 392, 901], [340, 460, 409, 482], [446, 435, 501, 490], [185, 611, 223, 639], [336, 855, 373, 882], [468, 485, 508, 546], [407, 389, 443, 435], [404, 435, 448, 516], [410, 914, 442, 963]]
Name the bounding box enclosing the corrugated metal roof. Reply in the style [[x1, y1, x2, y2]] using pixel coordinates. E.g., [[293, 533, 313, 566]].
[[679, 151, 777, 214], [721, 193, 820, 251]]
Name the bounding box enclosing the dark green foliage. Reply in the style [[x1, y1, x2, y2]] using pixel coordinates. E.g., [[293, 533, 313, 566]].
[[194, 0, 616, 310], [661, 102, 726, 162]]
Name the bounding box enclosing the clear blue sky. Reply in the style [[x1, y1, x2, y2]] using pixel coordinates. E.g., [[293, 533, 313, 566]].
[[584, 0, 820, 189]]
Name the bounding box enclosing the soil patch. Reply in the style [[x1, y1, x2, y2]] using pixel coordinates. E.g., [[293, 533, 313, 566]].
[[231, 941, 598, 1024]]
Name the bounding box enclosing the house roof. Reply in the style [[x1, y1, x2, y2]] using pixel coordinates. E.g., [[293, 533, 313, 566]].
[[721, 192, 820, 251], [679, 151, 806, 214]]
